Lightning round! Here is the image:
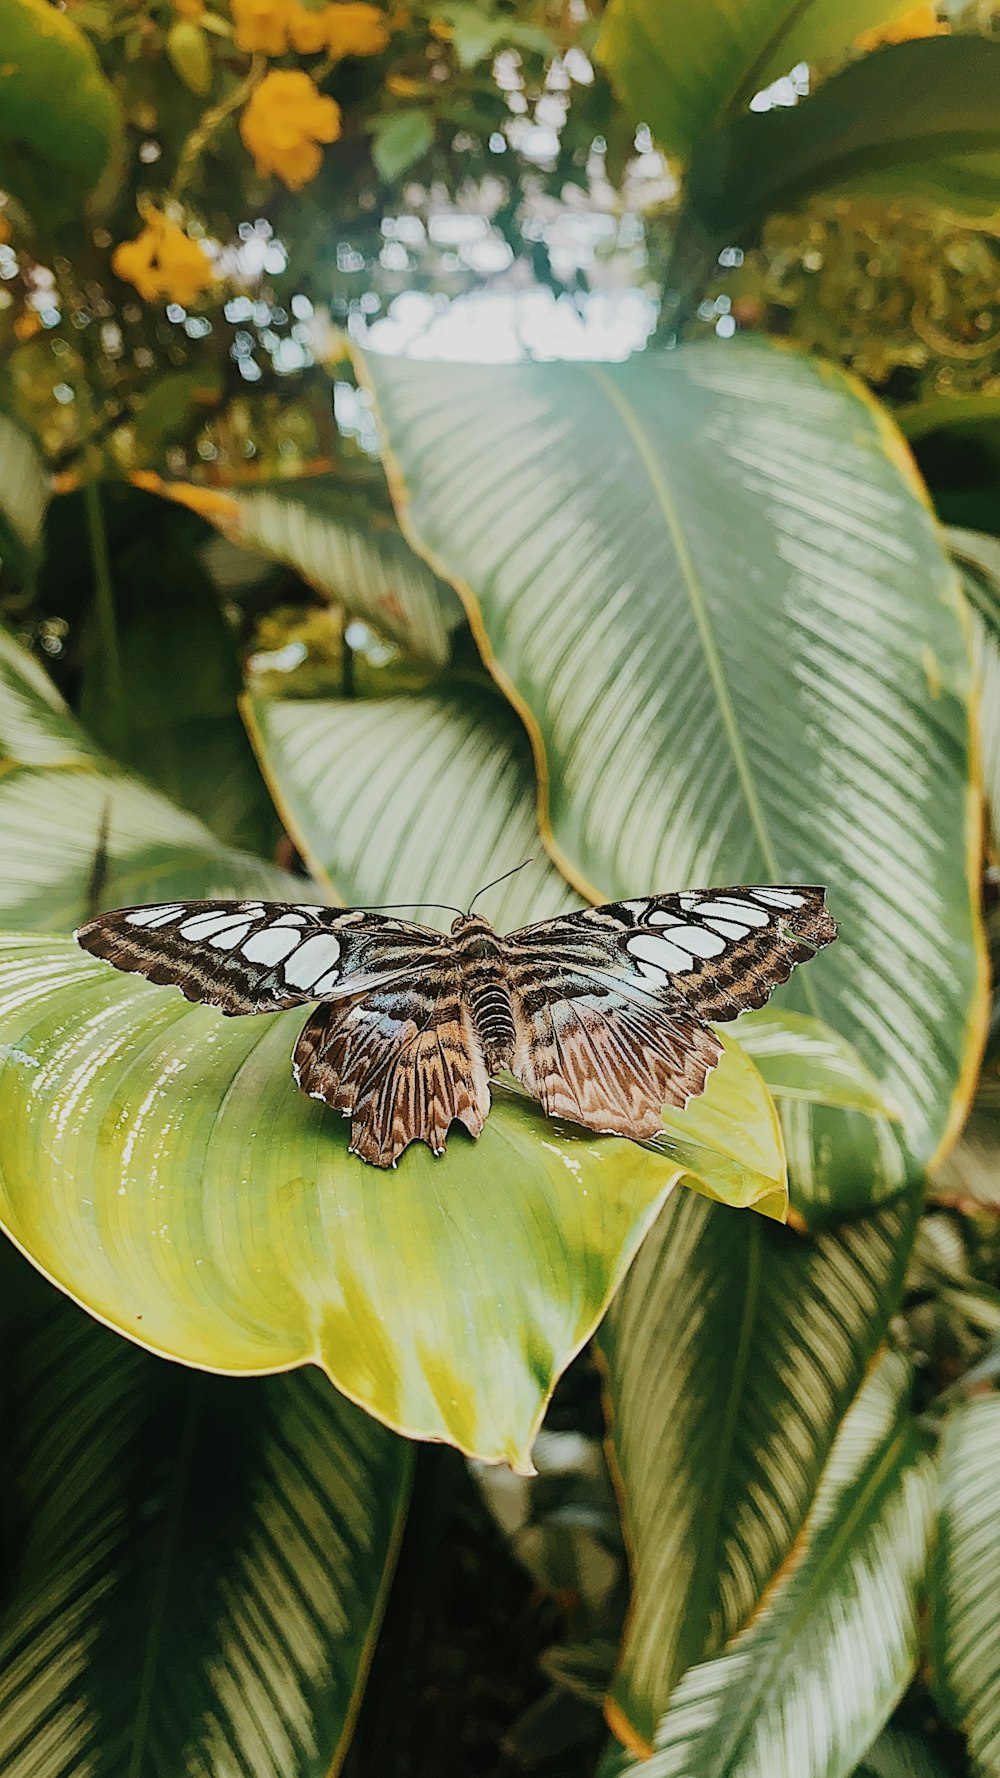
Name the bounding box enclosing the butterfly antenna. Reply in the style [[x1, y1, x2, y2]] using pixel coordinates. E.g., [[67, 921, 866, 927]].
[[361, 901, 466, 917], [467, 859, 534, 915]]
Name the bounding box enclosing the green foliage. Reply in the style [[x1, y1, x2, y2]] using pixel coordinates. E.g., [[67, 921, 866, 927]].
[[1, 1, 1000, 1774]]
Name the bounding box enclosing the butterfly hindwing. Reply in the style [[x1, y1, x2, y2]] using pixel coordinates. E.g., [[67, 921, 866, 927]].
[[504, 886, 835, 1138], [75, 900, 444, 1018], [294, 973, 491, 1167]]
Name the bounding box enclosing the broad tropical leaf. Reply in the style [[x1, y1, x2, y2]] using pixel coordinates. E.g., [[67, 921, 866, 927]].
[[928, 1394, 1000, 1776], [0, 1239, 411, 1778], [0, 933, 784, 1469], [361, 340, 984, 1215], [243, 684, 577, 928], [686, 37, 1000, 241], [0, 0, 121, 225], [0, 621, 298, 931], [0, 413, 48, 584], [164, 474, 463, 666], [595, 0, 924, 161], [598, 1189, 921, 1746], [735, 1009, 896, 1118], [601, 1352, 935, 1773], [950, 528, 1000, 852]]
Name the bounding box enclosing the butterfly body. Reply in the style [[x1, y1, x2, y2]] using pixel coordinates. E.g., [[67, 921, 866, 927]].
[[75, 885, 836, 1168]]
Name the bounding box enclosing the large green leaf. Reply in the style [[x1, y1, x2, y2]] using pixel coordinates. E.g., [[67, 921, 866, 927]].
[[0, 934, 733, 1470], [361, 340, 984, 1214], [595, 0, 923, 162], [950, 528, 1000, 854], [0, 413, 48, 583], [0, 0, 121, 227], [735, 1009, 896, 1119], [597, 1188, 921, 1747], [0, 1239, 411, 1778], [928, 1394, 1000, 1776], [686, 37, 1000, 242], [601, 1352, 935, 1774], [211, 477, 463, 666], [243, 683, 577, 928], [0, 621, 298, 931]]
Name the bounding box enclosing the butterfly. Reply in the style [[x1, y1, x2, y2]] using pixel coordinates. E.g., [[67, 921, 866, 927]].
[[75, 884, 835, 1167]]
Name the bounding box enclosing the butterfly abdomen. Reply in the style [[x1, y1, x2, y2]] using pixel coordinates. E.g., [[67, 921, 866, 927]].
[[452, 917, 517, 1074]]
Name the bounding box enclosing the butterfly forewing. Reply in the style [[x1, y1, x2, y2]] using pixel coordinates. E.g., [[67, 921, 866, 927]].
[[74, 884, 836, 1166], [502, 886, 836, 1137], [75, 900, 444, 1018]]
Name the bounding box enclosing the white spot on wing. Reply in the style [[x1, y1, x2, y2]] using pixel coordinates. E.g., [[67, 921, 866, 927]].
[[648, 910, 682, 927], [209, 921, 252, 950], [627, 933, 694, 975], [668, 925, 726, 958], [243, 926, 300, 966], [698, 915, 748, 939], [284, 934, 343, 991], [707, 898, 769, 927], [312, 968, 342, 995], [179, 911, 248, 941], [754, 888, 805, 909], [125, 905, 182, 928]]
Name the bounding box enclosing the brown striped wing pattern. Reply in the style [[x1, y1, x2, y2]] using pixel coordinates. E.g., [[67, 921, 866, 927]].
[[75, 885, 836, 1167], [503, 885, 836, 1141]]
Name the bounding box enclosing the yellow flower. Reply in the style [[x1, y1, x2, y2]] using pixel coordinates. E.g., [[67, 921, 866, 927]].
[[286, 0, 330, 52], [854, 3, 942, 52], [240, 70, 341, 188], [173, 0, 205, 17], [111, 211, 215, 306], [385, 73, 422, 95], [231, 0, 287, 53], [13, 309, 41, 342], [325, 2, 390, 57]]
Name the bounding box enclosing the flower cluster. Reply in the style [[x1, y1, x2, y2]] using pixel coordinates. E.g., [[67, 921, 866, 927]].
[[111, 210, 215, 305], [240, 70, 342, 188], [231, 0, 390, 59]]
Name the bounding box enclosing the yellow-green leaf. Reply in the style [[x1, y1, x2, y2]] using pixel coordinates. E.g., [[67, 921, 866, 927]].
[[735, 1009, 897, 1118], [0, 0, 121, 226]]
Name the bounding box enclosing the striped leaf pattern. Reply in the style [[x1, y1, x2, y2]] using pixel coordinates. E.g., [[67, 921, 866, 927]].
[[243, 684, 578, 930], [950, 527, 1000, 853], [361, 340, 984, 1212], [601, 1353, 936, 1777], [598, 1188, 922, 1747], [735, 1009, 896, 1118], [928, 1394, 1000, 1776], [0, 1248, 411, 1778], [229, 479, 463, 665], [0, 621, 301, 931]]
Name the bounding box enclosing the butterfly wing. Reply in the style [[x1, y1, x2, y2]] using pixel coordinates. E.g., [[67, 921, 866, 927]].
[[75, 899, 444, 1017], [504, 886, 836, 1139], [294, 971, 491, 1167]]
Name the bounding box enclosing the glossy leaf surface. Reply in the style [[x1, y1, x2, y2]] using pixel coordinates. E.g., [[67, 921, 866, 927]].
[[0, 413, 48, 583], [0, 0, 121, 225], [602, 1353, 934, 1773], [362, 340, 984, 1211], [595, 0, 923, 160], [686, 38, 1000, 240], [598, 1189, 921, 1744], [0, 934, 739, 1470], [0, 1241, 411, 1778]]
